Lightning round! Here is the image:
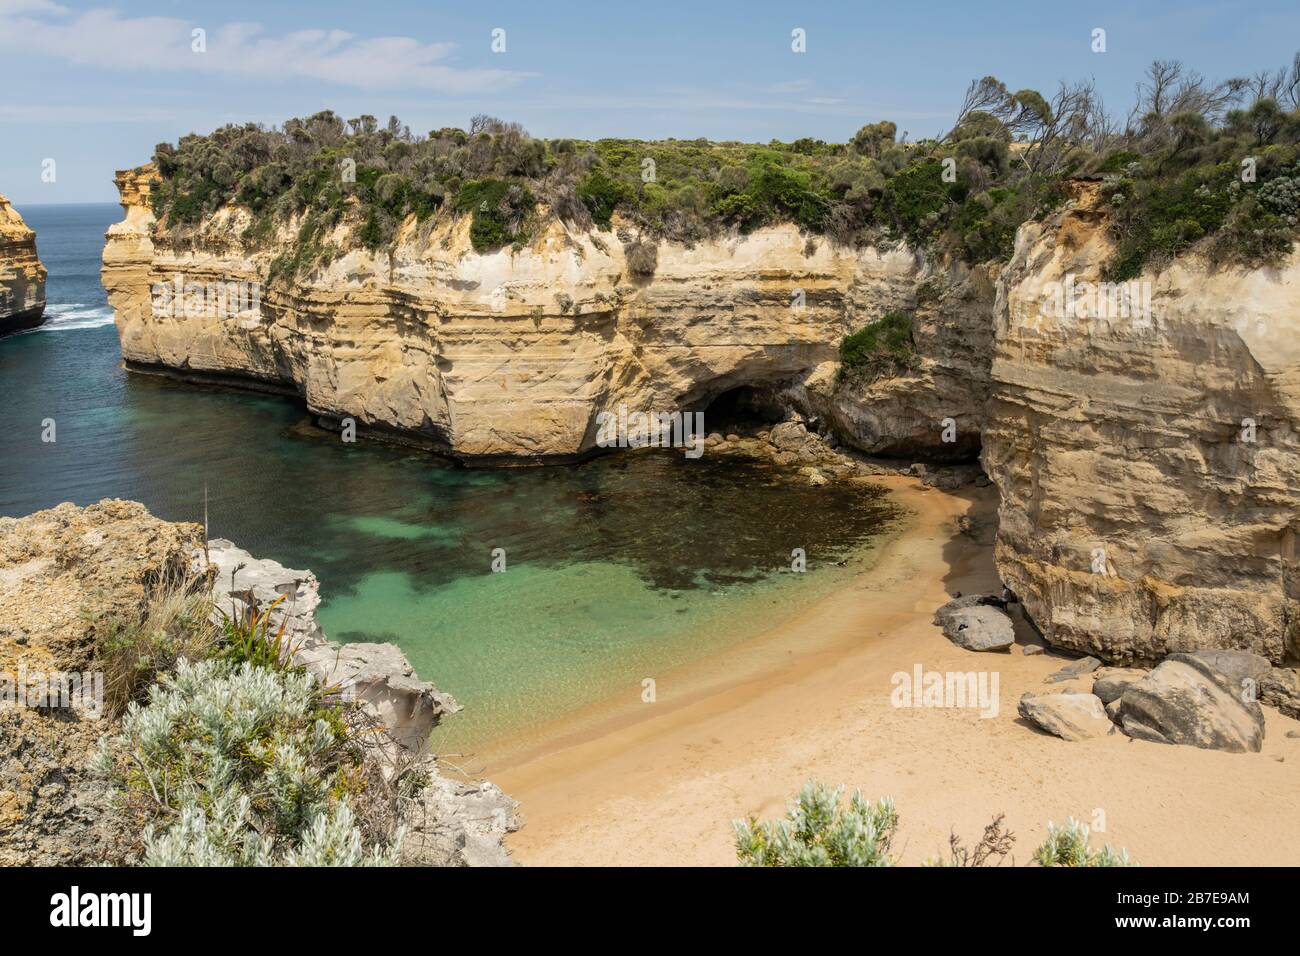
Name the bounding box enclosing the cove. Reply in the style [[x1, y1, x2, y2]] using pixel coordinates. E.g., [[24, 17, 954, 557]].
[[1, 203, 901, 748]]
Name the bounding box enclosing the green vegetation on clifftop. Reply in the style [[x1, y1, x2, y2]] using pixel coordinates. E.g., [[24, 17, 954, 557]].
[[147, 54, 1300, 281]]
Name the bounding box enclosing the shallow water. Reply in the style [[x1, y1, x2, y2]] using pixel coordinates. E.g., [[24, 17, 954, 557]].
[[2, 203, 900, 745]]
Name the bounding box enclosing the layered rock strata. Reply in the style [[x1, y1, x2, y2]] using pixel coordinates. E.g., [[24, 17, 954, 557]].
[[983, 182, 1300, 664], [0, 194, 46, 335], [103, 166, 990, 463]]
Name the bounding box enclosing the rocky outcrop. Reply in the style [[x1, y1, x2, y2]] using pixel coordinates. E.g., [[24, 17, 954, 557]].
[[1117, 654, 1266, 753], [0, 499, 517, 866], [983, 181, 1300, 665], [201, 539, 461, 761], [196, 538, 519, 862], [102, 165, 991, 464], [0, 499, 201, 676], [0, 193, 47, 335], [794, 261, 997, 461], [103, 158, 1300, 670], [0, 500, 200, 864]]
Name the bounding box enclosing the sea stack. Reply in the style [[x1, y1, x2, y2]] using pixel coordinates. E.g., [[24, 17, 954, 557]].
[[0, 193, 46, 335]]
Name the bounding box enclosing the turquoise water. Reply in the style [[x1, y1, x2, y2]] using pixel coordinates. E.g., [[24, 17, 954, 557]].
[[1, 203, 900, 746]]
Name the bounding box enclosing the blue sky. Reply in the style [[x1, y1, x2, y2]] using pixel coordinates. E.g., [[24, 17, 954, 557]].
[[3, 0, 1299, 203]]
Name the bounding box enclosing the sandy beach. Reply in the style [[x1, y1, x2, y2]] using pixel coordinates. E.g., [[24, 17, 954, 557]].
[[482, 476, 1300, 867]]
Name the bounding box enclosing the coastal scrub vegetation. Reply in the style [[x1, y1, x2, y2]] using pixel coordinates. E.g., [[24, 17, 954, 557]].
[[146, 53, 1300, 282], [734, 781, 899, 866], [1033, 818, 1134, 868], [91, 580, 405, 866], [838, 311, 918, 382], [734, 781, 1133, 867]]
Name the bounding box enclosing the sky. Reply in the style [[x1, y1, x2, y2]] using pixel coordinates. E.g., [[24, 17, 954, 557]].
[[3, 0, 1299, 203]]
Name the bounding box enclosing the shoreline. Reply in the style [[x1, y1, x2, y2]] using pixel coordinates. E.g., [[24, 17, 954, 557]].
[[483, 477, 1300, 867], [437, 472, 908, 767]]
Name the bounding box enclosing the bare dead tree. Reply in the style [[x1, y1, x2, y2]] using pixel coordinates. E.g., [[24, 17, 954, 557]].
[[1130, 59, 1247, 131], [1254, 52, 1300, 110]]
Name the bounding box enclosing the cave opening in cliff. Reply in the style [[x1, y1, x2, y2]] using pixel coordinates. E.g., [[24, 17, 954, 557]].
[[699, 385, 787, 432]]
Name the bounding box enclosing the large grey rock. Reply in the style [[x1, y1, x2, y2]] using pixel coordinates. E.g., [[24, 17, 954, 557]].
[[1118, 654, 1266, 753], [1046, 656, 1102, 683], [934, 595, 1013, 651], [1092, 671, 1146, 704], [934, 593, 1005, 621], [400, 771, 521, 867], [1184, 649, 1272, 699], [1018, 693, 1112, 741]]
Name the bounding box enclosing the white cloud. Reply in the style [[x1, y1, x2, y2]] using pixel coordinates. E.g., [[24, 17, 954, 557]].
[[0, 4, 527, 93]]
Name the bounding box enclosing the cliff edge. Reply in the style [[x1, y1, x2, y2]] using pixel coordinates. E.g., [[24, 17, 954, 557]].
[[984, 182, 1300, 664], [0, 194, 46, 335]]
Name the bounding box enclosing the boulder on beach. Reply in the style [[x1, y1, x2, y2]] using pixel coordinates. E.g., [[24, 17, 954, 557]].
[[1046, 656, 1101, 683], [1118, 654, 1265, 753], [1092, 671, 1146, 704], [1183, 649, 1271, 699], [1018, 693, 1112, 741], [933, 595, 1013, 652]]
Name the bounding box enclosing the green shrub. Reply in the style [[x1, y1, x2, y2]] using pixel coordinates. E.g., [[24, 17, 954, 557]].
[[734, 783, 1134, 868], [576, 170, 627, 228], [1097, 150, 1141, 174], [745, 152, 832, 231], [1033, 818, 1134, 867], [454, 178, 535, 252], [1106, 170, 1234, 280], [840, 311, 917, 379], [217, 592, 302, 672], [734, 781, 898, 866], [882, 158, 959, 244], [143, 62, 1300, 275], [92, 657, 396, 866]]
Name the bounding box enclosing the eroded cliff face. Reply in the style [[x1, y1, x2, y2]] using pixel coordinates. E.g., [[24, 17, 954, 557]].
[[103, 166, 989, 462], [0, 194, 46, 335], [984, 182, 1300, 664], [793, 259, 997, 462]]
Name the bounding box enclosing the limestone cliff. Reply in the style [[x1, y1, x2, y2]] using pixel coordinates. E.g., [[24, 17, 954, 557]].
[[983, 181, 1300, 665], [793, 259, 997, 461], [0, 194, 46, 335], [103, 165, 988, 462]]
